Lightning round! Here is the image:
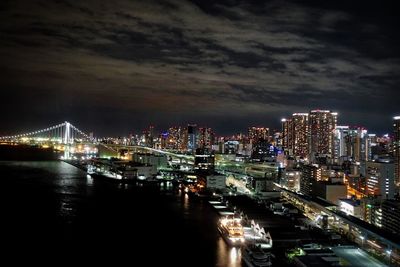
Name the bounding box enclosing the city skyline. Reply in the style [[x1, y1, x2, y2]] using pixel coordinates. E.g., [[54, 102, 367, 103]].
[[1, 0, 399, 135], [1, 112, 400, 138]]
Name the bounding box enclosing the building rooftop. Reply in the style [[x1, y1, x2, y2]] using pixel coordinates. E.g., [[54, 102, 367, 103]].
[[294, 255, 335, 267], [339, 198, 361, 207]]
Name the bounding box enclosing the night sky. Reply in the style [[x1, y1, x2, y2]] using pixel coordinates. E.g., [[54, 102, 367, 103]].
[[1, 0, 399, 136]]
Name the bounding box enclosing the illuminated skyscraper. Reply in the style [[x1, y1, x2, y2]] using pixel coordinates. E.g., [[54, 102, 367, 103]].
[[141, 125, 155, 148], [394, 116, 400, 186], [346, 127, 368, 162], [186, 124, 197, 153], [335, 126, 368, 162], [281, 118, 291, 151], [166, 126, 184, 150], [309, 110, 337, 162], [292, 113, 309, 158], [197, 127, 214, 150], [364, 134, 377, 161], [248, 127, 269, 145], [281, 114, 308, 158], [334, 126, 349, 161]]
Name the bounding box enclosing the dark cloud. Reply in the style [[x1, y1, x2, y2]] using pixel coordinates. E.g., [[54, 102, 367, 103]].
[[0, 0, 399, 136]]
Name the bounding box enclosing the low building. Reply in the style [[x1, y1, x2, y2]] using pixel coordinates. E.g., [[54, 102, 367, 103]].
[[135, 164, 157, 180], [338, 198, 362, 219], [90, 158, 157, 180], [293, 247, 338, 267], [381, 199, 400, 235], [360, 197, 382, 226], [194, 148, 215, 173], [281, 170, 301, 192], [132, 153, 168, 169], [300, 164, 321, 195], [312, 181, 347, 205], [362, 161, 395, 199], [206, 175, 226, 190]]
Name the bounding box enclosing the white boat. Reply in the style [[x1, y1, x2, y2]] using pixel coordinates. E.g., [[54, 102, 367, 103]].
[[217, 215, 245, 246], [242, 244, 272, 267], [247, 220, 273, 249]]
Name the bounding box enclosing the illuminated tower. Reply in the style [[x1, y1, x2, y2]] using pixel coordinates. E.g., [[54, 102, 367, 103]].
[[394, 116, 400, 186], [346, 127, 368, 162], [292, 113, 309, 159], [187, 124, 197, 152], [248, 127, 269, 145], [281, 118, 291, 152], [282, 114, 308, 158], [334, 126, 349, 161], [143, 125, 154, 148], [166, 126, 184, 150], [197, 127, 214, 150], [309, 110, 337, 162]]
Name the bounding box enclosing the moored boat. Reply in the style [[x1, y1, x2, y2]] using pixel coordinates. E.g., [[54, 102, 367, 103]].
[[242, 244, 272, 267], [217, 215, 245, 246]]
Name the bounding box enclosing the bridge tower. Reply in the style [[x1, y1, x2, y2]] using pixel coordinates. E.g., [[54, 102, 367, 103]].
[[63, 121, 71, 144], [63, 121, 72, 159], [0, 120, 96, 160]]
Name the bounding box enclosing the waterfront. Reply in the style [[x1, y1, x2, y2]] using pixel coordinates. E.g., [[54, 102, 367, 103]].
[[0, 161, 241, 266]]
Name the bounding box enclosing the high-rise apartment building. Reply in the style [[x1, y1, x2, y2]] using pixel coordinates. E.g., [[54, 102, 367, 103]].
[[281, 114, 308, 158], [364, 161, 395, 199], [165, 126, 185, 150], [364, 134, 377, 162], [346, 127, 368, 162], [309, 110, 337, 162], [197, 127, 214, 150], [292, 113, 309, 158], [335, 126, 369, 162], [248, 127, 269, 145], [281, 118, 291, 152], [187, 124, 197, 153], [142, 125, 154, 148], [394, 116, 400, 186], [334, 126, 349, 161]]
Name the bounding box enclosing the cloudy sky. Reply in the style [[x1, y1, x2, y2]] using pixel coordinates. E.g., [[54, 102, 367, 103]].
[[1, 0, 399, 136]]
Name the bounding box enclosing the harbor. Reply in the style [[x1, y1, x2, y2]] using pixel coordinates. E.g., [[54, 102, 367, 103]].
[[207, 192, 390, 267], [0, 150, 395, 267], [58, 155, 393, 267]]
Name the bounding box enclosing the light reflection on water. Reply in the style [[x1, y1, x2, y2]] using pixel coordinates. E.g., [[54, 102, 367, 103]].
[[216, 238, 242, 267], [1, 161, 244, 266], [86, 174, 93, 185], [59, 197, 75, 223], [54, 162, 86, 222], [179, 186, 242, 267]]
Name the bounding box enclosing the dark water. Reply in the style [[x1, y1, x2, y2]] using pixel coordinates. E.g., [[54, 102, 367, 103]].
[[0, 161, 241, 266]]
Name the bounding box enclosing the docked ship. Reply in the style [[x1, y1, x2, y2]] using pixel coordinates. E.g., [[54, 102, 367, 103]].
[[242, 220, 273, 267], [242, 244, 272, 267], [217, 215, 245, 246], [248, 220, 273, 249]]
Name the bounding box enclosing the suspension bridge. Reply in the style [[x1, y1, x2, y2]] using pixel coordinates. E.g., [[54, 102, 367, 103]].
[[0, 121, 193, 161], [0, 121, 92, 144], [0, 121, 97, 159]]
